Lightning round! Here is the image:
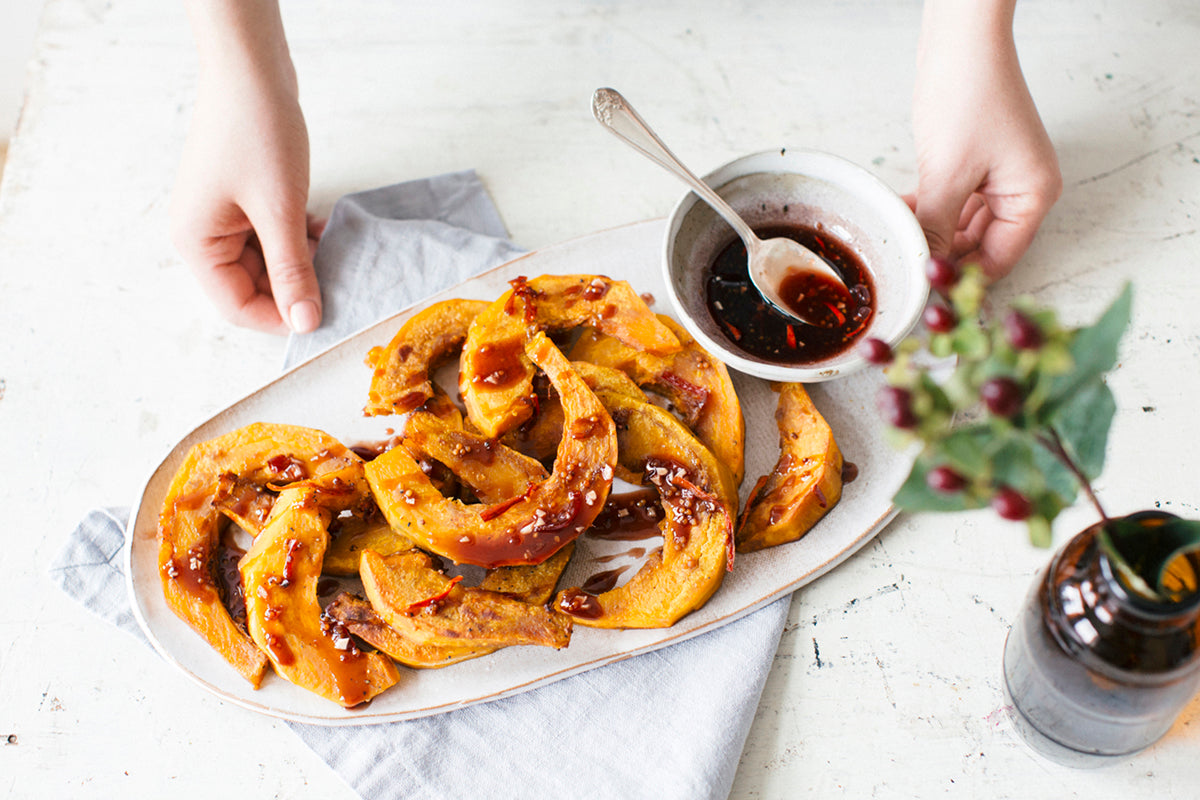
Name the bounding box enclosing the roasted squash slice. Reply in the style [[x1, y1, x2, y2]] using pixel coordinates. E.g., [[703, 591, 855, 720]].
[[570, 315, 746, 485], [459, 275, 680, 438], [400, 407, 548, 503], [324, 535, 574, 669], [475, 542, 575, 602], [736, 383, 843, 553], [359, 549, 572, 650], [556, 367, 736, 629], [324, 515, 415, 576], [157, 422, 361, 686], [324, 592, 495, 669], [240, 479, 400, 707], [367, 332, 617, 567], [364, 298, 490, 416]]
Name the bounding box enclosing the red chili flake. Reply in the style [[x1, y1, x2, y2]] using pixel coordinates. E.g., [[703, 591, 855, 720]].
[[721, 320, 742, 341], [824, 302, 847, 326], [786, 324, 797, 349], [479, 484, 535, 521], [658, 371, 710, 412], [405, 575, 463, 614]]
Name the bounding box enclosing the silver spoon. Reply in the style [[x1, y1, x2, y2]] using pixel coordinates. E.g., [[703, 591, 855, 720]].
[[591, 88, 847, 327]]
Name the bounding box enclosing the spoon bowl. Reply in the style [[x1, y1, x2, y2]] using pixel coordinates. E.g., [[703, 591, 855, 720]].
[[591, 88, 845, 327]]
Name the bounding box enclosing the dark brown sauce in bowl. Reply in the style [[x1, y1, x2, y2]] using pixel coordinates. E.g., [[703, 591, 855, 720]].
[[704, 223, 875, 364]]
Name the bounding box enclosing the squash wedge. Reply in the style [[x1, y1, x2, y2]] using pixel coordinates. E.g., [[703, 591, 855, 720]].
[[157, 423, 361, 686], [359, 549, 572, 650], [400, 407, 548, 503], [459, 275, 679, 438], [570, 314, 746, 485], [364, 298, 489, 416], [324, 515, 415, 576], [367, 332, 616, 567], [556, 367, 736, 629], [240, 481, 400, 707], [324, 592, 495, 669], [736, 383, 843, 553]]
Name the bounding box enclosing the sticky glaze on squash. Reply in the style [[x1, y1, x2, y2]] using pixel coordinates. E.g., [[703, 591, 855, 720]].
[[324, 543, 574, 669], [157, 423, 361, 686], [570, 314, 745, 485], [240, 479, 400, 706], [556, 367, 736, 629], [459, 275, 680, 438], [367, 332, 617, 567], [364, 299, 490, 416]]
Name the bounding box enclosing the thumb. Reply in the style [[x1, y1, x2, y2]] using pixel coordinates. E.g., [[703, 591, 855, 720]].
[[255, 206, 322, 333], [912, 177, 974, 261]]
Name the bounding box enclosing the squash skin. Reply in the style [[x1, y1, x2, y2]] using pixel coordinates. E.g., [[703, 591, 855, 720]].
[[367, 332, 617, 568], [459, 275, 680, 438], [570, 314, 746, 485], [736, 383, 843, 553], [157, 422, 361, 686], [556, 366, 736, 629], [364, 299, 490, 416], [240, 480, 400, 707]]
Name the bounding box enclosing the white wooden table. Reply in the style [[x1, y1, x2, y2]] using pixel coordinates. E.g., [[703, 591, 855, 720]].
[[3, 1, 1198, 796]]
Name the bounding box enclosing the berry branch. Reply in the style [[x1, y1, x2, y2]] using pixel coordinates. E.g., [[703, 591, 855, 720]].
[[862, 258, 1131, 548], [865, 259, 1200, 602]]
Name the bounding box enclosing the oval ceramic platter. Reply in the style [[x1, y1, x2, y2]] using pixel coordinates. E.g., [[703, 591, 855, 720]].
[[126, 219, 909, 725]]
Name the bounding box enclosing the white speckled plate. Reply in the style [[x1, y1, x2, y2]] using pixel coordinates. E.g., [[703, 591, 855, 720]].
[[125, 219, 908, 725]]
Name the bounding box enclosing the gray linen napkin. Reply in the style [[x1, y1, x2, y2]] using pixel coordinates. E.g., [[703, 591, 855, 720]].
[[53, 170, 789, 800]]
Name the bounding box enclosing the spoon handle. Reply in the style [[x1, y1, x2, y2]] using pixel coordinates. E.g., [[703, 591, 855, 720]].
[[591, 88, 759, 248]]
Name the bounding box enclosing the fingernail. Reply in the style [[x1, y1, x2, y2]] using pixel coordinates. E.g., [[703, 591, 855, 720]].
[[289, 300, 321, 333]]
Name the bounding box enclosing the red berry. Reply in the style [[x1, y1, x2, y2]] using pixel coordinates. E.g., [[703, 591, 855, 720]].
[[992, 487, 1033, 521], [981, 377, 1023, 417], [877, 386, 918, 429], [1004, 310, 1044, 350], [927, 466, 967, 493], [923, 304, 957, 333], [859, 337, 894, 365], [925, 257, 959, 293]]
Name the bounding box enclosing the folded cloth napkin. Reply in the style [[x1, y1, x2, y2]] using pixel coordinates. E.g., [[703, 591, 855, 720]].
[[53, 170, 789, 800]]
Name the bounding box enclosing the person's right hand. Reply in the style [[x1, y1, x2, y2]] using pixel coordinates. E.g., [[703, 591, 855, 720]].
[[907, 0, 1062, 281], [170, 0, 321, 334]]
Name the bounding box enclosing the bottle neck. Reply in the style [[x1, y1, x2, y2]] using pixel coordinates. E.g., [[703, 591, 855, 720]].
[[1041, 522, 1200, 684]]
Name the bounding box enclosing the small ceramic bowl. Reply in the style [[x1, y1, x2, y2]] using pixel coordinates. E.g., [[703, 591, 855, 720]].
[[662, 148, 929, 382]]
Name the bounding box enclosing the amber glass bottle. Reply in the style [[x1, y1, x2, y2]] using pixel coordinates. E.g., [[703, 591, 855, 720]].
[[1003, 513, 1200, 757]]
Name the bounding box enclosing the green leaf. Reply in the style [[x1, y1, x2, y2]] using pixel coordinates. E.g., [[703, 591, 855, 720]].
[[1048, 380, 1117, 481], [1100, 512, 1200, 601], [1040, 283, 1132, 419], [986, 434, 1042, 494]]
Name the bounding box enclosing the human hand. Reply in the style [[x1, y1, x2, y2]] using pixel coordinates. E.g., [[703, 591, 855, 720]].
[[170, 0, 322, 334], [907, 0, 1062, 281]]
